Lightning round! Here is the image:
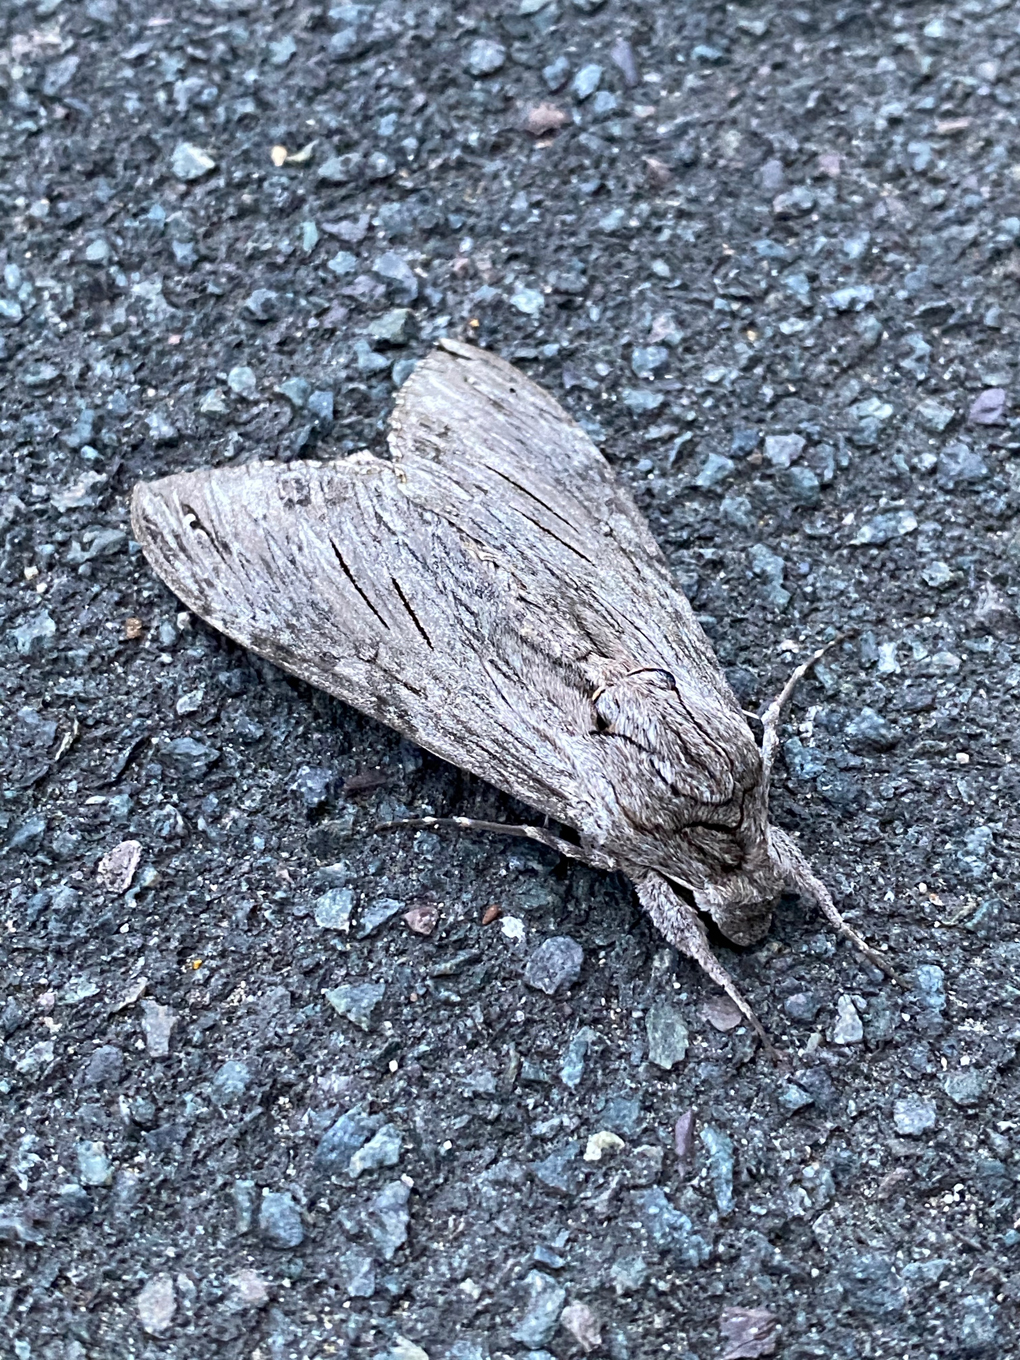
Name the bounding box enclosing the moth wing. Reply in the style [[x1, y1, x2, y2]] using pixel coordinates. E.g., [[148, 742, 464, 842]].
[[130, 455, 590, 827], [389, 338, 664, 568], [388, 339, 737, 710]]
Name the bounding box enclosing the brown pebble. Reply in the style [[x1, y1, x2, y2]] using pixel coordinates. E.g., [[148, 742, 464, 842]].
[[481, 904, 501, 926], [701, 995, 743, 1032], [674, 1107, 695, 1177], [524, 103, 569, 137], [124, 617, 144, 640], [403, 904, 439, 936], [644, 156, 671, 187]]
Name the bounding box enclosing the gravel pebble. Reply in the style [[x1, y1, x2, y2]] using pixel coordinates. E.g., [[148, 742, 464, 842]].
[[259, 1191, 304, 1249], [524, 936, 583, 995], [893, 1096, 936, 1136], [511, 1270, 566, 1346]]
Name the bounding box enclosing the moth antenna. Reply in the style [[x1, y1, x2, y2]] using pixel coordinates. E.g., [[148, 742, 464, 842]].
[[759, 633, 850, 788], [768, 826, 905, 985], [634, 873, 787, 1066], [373, 815, 619, 872]]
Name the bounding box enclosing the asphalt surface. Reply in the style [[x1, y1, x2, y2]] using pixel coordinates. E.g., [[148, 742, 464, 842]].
[[2, 1, 1019, 1357]]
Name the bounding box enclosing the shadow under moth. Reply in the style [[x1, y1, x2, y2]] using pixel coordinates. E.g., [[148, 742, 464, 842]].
[[132, 338, 895, 1059]]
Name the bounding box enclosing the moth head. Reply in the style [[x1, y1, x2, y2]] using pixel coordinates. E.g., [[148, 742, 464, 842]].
[[693, 874, 777, 948]]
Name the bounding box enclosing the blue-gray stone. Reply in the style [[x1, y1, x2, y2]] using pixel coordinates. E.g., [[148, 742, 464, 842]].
[[629, 1187, 710, 1266], [260, 1191, 304, 1249], [524, 937, 583, 995], [364, 1179, 410, 1260], [510, 1271, 566, 1346], [699, 1124, 734, 1215], [314, 1105, 385, 1175]]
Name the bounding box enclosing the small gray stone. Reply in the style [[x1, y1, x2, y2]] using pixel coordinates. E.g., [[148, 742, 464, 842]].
[[293, 766, 333, 808], [571, 63, 603, 100], [465, 38, 506, 76], [324, 982, 385, 1030], [937, 441, 989, 490], [893, 1096, 936, 1136], [694, 452, 735, 490], [364, 1179, 410, 1260], [778, 1083, 814, 1114], [511, 1270, 566, 1346], [969, 388, 1007, 426], [9, 810, 47, 854], [631, 345, 668, 379], [720, 494, 754, 530], [367, 308, 414, 345], [11, 611, 57, 657], [944, 1068, 986, 1108], [327, 250, 358, 277], [921, 560, 954, 590], [851, 510, 917, 546], [832, 994, 863, 1045], [259, 1191, 304, 1249], [146, 410, 178, 444], [560, 1026, 597, 1090], [763, 433, 805, 468], [826, 284, 875, 311], [621, 389, 665, 414], [543, 55, 571, 91], [532, 1142, 582, 1195], [524, 937, 583, 995], [318, 152, 363, 184], [511, 288, 545, 316], [780, 465, 820, 506], [211, 1060, 252, 1107], [699, 1125, 734, 1215], [244, 289, 280, 321], [357, 897, 404, 938], [782, 739, 825, 783], [912, 964, 946, 1015], [845, 706, 898, 752], [315, 1106, 385, 1175], [349, 1124, 402, 1178], [199, 388, 229, 416], [611, 1254, 648, 1296], [164, 737, 219, 779], [916, 398, 954, 432], [308, 390, 335, 427], [77, 1139, 112, 1186], [372, 252, 418, 303], [773, 186, 815, 216], [958, 1294, 999, 1352], [227, 365, 257, 399], [783, 990, 823, 1022], [629, 1186, 710, 1265], [645, 1000, 688, 1070], [749, 543, 790, 610], [171, 143, 216, 181], [314, 887, 354, 932], [339, 1246, 376, 1298]]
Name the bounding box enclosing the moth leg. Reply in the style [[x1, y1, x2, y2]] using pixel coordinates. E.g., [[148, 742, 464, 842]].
[[373, 815, 619, 872], [634, 872, 784, 1065], [759, 634, 848, 785], [769, 826, 905, 985]]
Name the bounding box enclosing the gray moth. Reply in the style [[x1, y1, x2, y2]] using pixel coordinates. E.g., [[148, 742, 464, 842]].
[[132, 338, 894, 1057]]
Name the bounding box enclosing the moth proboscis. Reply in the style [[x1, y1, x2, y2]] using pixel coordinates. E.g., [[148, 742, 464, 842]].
[[132, 338, 899, 1062]]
